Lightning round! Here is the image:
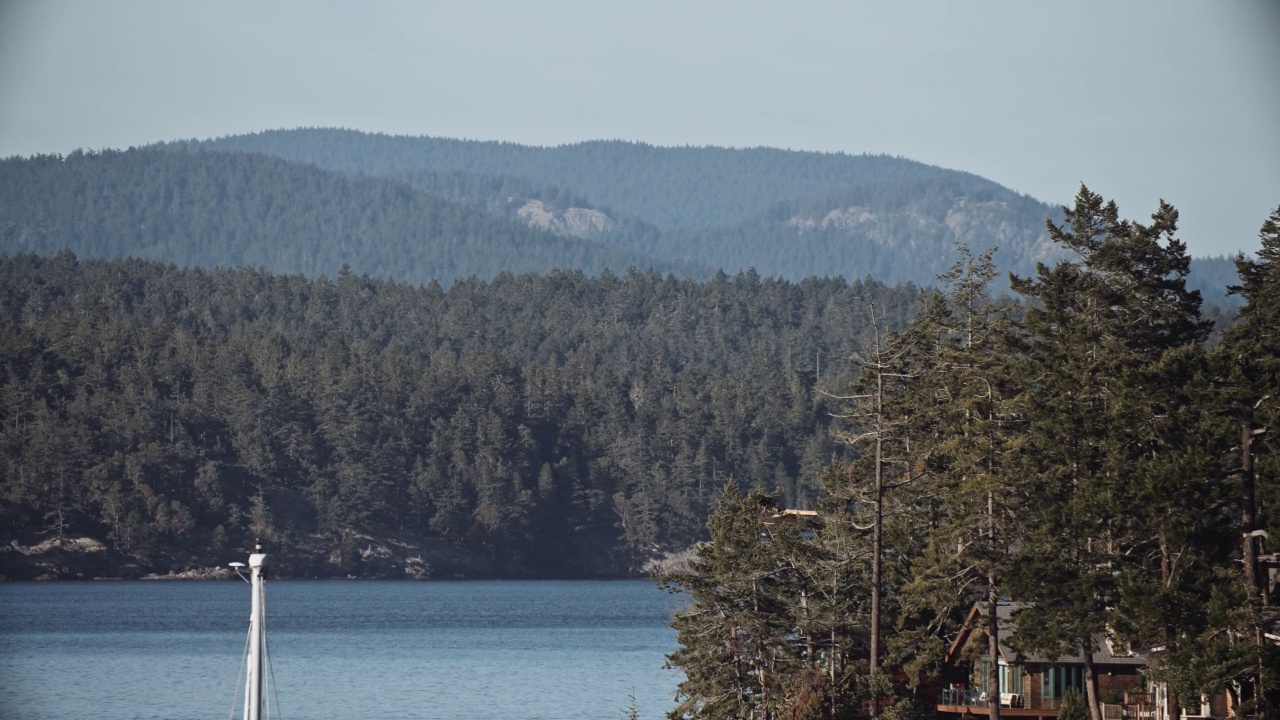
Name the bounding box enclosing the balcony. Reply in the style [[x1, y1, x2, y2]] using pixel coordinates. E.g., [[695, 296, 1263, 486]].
[[1102, 701, 1155, 720], [939, 688, 1025, 708]]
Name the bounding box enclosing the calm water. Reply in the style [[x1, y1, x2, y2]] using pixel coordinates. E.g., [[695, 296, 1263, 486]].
[[0, 579, 684, 720]]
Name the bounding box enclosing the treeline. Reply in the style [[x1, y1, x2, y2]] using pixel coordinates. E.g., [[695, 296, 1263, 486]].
[[0, 253, 921, 576], [662, 191, 1280, 720]]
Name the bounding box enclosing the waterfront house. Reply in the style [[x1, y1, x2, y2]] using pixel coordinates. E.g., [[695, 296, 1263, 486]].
[[936, 602, 1151, 720]]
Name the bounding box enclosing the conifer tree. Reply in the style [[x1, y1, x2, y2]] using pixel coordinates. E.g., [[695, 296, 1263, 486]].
[[1007, 186, 1209, 720], [1208, 205, 1280, 718], [829, 300, 933, 680], [660, 480, 798, 720], [824, 294, 954, 717], [812, 460, 883, 718], [893, 247, 1026, 720], [1225, 206, 1280, 604]]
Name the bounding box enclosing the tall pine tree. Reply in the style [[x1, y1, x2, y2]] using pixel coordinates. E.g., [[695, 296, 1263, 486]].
[[1007, 186, 1209, 720]]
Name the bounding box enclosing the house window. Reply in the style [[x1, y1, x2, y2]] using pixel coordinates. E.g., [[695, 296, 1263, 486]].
[[977, 660, 1024, 694], [1042, 666, 1085, 699], [1000, 664, 1024, 695]]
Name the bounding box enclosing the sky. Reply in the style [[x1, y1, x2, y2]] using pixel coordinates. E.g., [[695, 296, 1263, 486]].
[[1, 0, 1277, 257]]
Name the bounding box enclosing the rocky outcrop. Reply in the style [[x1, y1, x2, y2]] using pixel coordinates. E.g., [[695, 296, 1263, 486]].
[[783, 196, 1065, 279], [142, 566, 235, 580], [640, 547, 695, 576], [786, 206, 878, 233], [316, 532, 498, 580], [516, 200, 616, 239], [0, 537, 146, 581], [0, 532, 503, 581]]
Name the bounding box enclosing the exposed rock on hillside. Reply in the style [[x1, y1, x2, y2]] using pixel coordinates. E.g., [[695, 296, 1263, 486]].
[[0, 537, 144, 580], [763, 190, 1068, 288], [516, 200, 617, 239]]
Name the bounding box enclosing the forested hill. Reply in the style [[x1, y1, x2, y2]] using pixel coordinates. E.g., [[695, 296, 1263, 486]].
[[0, 149, 692, 285], [0, 253, 920, 579], [165, 128, 967, 231], [660, 176, 1063, 288], [165, 130, 1059, 288], [162, 129, 1237, 301]]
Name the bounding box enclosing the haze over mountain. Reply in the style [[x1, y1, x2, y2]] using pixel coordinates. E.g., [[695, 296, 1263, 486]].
[[160, 129, 1238, 301], [0, 148, 691, 285], [0, 128, 1238, 304], [162, 129, 1064, 289]]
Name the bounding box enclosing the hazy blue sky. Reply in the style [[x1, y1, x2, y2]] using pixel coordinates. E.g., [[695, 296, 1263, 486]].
[[1, 0, 1276, 257]]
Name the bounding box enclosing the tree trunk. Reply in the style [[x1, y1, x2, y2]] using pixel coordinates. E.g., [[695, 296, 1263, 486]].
[[1165, 655, 1181, 720], [760, 656, 769, 720], [868, 363, 885, 718], [1160, 531, 1181, 720], [987, 486, 1002, 720], [870, 402, 883, 675], [869, 429, 883, 718], [1083, 648, 1102, 720], [801, 589, 813, 660], [1242, 406, 1261, 599], [830, 626, 837, 720], [988, 576, 1002, 720], [733, 640, 746, 720]]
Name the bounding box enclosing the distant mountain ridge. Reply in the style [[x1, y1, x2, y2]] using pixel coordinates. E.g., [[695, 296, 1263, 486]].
[[656, 175, 1068, 288], [0, 128, 1237, 305], [164, 129, 969, 230], [0, 149, 693, 285], [161, 128, 1078, 292]]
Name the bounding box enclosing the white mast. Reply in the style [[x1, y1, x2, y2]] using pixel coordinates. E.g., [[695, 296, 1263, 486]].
[[242, 544, 268, 720]]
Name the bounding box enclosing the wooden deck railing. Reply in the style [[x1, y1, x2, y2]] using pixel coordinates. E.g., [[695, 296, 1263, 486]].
[[1102, 703, 1156, 720], [938, 689, 1026, 709]]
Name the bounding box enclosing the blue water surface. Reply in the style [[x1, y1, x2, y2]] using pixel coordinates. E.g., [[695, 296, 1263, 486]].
[[0, 579, 684, 720]]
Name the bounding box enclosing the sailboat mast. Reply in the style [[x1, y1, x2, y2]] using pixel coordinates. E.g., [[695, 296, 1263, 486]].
[[245, 546, 267, 720]]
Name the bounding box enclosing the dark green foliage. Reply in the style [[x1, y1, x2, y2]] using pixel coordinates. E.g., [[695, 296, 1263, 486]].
[[0, 252, 919, 576], [663, 194, 1275, 720], [1224, 206, 1280, 417], [1204, 205, 1280, 718], [887, 247, 1026, 712], [1058, 689, 1088, 720], [661, 480, 864, 720], [1002, 187, 1216, 719], [660, 481, 791, 720]]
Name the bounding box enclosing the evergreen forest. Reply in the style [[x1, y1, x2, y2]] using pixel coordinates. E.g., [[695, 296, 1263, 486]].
[[0, 252, 920, 578], [661, 192, 1280, 720]]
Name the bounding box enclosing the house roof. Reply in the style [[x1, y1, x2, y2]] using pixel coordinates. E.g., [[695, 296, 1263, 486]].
[[947, 601, 1147, 667]]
